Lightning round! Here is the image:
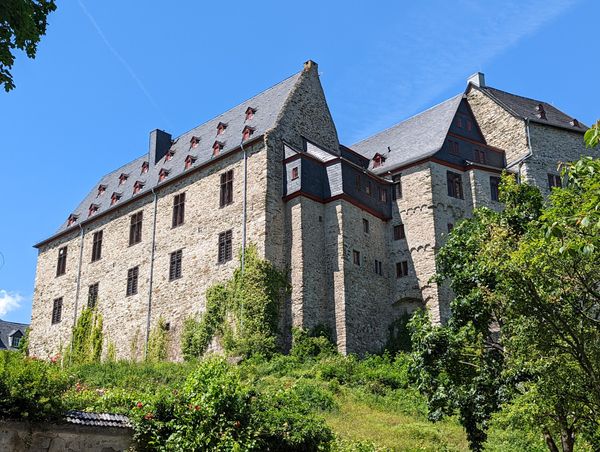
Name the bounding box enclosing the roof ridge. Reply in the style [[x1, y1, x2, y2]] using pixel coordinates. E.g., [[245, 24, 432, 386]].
[[483, 85, 551, 108], [353, 93, 463, 146]]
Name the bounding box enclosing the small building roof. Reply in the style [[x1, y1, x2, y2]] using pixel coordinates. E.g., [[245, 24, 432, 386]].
[[0, 319, 28, 351]]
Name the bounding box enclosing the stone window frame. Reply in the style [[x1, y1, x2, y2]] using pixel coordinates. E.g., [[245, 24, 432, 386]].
[[446, 171, 464, 199], [374, 259, 383, 276], [362, 218, 369, 234], [393, 224, 406, 241], [396, 261, 409, 278], [169, 249, 183, 281], [126, 266, 139, 297], [490, 176, 501, 202], [51, 297, 63, 324], [91, 230, 103, 262], [392, 174, 402, 200], [172, 193, 186, 228], [129, 211, 143, 246], [218, 230, 233, 264], [88, 282, 99, 308], [219, 170, 234, 208], [56, 246, 67, 277], [352, 250, 361, 266], [547, 173, 562, 189]]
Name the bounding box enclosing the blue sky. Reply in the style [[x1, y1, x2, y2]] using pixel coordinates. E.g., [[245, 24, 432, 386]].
[[1, 0, 598, 324]]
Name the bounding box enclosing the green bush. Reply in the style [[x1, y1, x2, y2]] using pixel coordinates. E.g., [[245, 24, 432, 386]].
[[291, 327, 337, 361], [0, 351, 69, 421]]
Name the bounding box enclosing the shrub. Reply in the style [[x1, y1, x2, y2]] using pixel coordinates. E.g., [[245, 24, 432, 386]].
[[291, 327, 337, 361], [146, 317, 170, 362], [0, 351, 69, 421]]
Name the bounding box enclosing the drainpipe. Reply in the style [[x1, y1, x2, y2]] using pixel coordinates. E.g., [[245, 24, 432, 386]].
[[506, 118, 533, 183], [144, 188, 159, 358]]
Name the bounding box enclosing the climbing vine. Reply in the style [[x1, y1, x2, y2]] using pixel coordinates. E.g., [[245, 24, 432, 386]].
[[64, 307, 103, 366], [182, 244, 289, 360], [146, 317, 170, 362]]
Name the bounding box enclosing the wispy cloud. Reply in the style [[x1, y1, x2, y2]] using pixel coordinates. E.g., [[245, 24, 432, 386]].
[[0, 290, 24, 317], [77, 0, 174, 129], [341, 0, 579, 142]]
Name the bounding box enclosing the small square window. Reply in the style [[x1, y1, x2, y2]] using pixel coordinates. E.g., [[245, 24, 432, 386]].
[[447, 223, 454, 233], [218, 230, 233, 264], [447, 171, 464, 199], [396, 261, 409, 278], [548, 173, 562, 189], [363, 219, 369, 234], [353, 250, 361, 266], [355, 174, 361, 191], [126, 266, 139, 296], [449, 140, 460, 155], [393, 224, 406, 240], [374, 259, 383, 276], [88, 283, 99, 308], [291, 167, 299, 180], [51, 297, 63, 324], [490, 176, 500, 202], [392, 174, 402, 200], [169, 249, 183, 281], [366, 181, 372, 196], [474, 149, 486, 164], [56, 246, 67, 277], [378, 187, 388, 203]]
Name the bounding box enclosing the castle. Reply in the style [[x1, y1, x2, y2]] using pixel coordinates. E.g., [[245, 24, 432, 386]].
[[29, 61, 595, 359]]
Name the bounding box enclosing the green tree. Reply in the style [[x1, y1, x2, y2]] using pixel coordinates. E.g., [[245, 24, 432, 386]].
[[410, 159, 600, 452], [0, 0, 56, 91]]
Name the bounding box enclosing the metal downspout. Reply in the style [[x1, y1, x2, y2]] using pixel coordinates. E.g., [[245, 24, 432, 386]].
[[144, 188, 158, 358]]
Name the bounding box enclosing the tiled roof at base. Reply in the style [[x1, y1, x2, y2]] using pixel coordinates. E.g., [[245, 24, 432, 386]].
[[65, 411, 131, 428], [350, 94, 463, 174], [55, 70, 303, 235]]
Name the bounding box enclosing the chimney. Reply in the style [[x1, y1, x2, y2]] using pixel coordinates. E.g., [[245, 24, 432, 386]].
[[467, 72, 485, 87], [304, 60, 318, 72], [149, 129, 172, 164]]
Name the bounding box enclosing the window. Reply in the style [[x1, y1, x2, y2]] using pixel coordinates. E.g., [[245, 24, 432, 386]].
[[242, 126, 255, 141], [396, 261, 409, 278], [291, 167, 299, 180], [245, 107, 256, 121], [374, 259, 383, 276], [141, 161, 149, 174], [449, 140, 460, 155], [219, 170, 234, 207], [165, 150, 175, 162], [129, 211, 143, 246], [111, 192, 121, 205], [213, 141, 223, 156], [366, 181, 372, 196], [373, 153, 386, 168], [91, 230, 103, 262], [218, 230, 233, 264], [97, 185, 106, 197], [217, 122, 227, 135], [190, 136, 200, 149], [392, 174, 402, 200], [548, 173, 562, 189], [56, 246, 67, 277], [119, 173, 128, 185], [169, 249, 183, 281], [52, 297, 63, 324], [159, 168, 170, 182], [133, 181, 144, 194], [88, 204, 99, 217], [447, 171, 464, 199], [126, 266, 139, 296], [353, 250, 361, 266], [184, 155, 196, 170], [363, 219, 369, 234], [447, 223, 454, 233], [393, 224, 406, 240], [467, 120, 473, 131], [474, 149, 486, 164], [10, 334, 21, 348], [355, 174, 361, 191], [172, 193, 185, 227], [378, 187, 388, 202], [456, 117, 463, 128], [88, 283, 99, 308], [490, 176, 500, 202], [67, 214, 78, 227]]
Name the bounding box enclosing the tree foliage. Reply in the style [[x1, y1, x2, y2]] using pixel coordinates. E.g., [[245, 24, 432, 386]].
[[410, 159, 600, 451], [182, 244, 290, 360], [0, 0, 56, 91]]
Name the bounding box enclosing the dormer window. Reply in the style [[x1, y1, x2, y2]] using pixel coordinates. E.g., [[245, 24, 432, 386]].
[[571, 119, 580, 128], [159, 168, 170, 182], [111, 192, 122, 206], [213, 141, 224, 157], [217, 122, 228, 135], [67, 214, 79, 227], [190, 136, 200, 148], [88, 204, 99, 217], [474, 149, 486, 164], [141, 161, 149, 174], [97, 184, 107, 197], [165, 150, 175, 162], [242, 126, 255, 141], [185, 155, 197, 170], [372, 153, 386, 168], [119, 173, 129, 185], [536, 104, 547, 120], [245, 107, 256, 121], [133, 181, 145, 194]]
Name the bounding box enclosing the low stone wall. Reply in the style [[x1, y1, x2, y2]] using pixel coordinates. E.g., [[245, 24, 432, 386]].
[[0, 420, 132, 452]]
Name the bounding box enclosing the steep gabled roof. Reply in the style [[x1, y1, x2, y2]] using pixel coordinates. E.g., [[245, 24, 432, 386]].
[[474, 85, 587, 131], [54, 70, 303, 235], [351, 94, 463, 174], [0, 319, 28, 351]]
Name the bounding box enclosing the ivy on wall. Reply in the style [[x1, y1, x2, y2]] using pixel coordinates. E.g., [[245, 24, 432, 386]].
[[182, 244, 289, 360], [64, 307, 103, 366], [146, 317, 170, 362]]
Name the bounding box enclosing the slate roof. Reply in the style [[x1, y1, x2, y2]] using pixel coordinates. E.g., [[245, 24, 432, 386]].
[[54, 70, 303, 235], [351, 94, 463, 174], [0, 319, 28, 351], [476, 85, 587, 131], [65, 411, 131, 428]]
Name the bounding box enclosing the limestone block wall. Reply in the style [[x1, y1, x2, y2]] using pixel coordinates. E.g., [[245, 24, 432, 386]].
[[30, 141, 268, 361], [468, 168, 503, 211], [467, 88, 528, 164]]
